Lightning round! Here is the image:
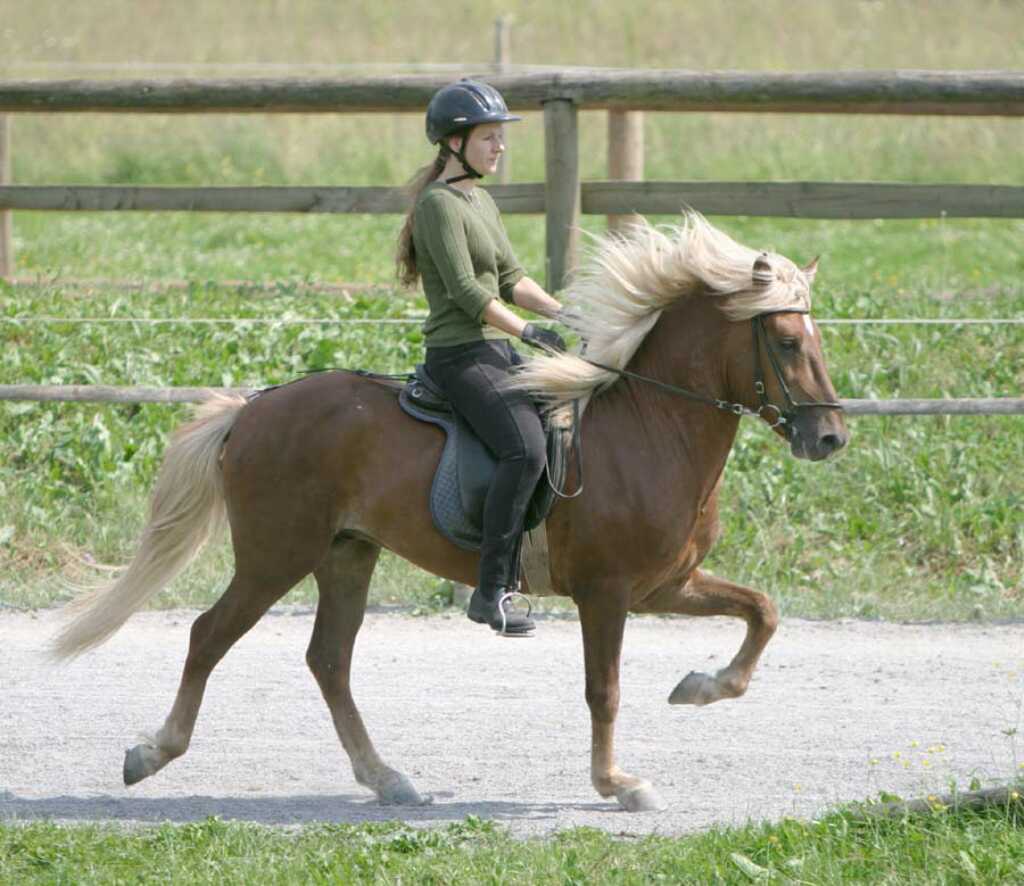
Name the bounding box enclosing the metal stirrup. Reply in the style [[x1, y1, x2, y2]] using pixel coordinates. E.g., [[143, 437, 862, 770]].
[[495, 590, 534, 637]]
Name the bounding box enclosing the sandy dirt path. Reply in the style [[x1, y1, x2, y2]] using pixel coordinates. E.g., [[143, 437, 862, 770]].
[[2, 609, 1022, 837]]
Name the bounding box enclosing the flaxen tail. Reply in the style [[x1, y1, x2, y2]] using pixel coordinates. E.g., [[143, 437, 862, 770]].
[[52, 392, 248, 659]]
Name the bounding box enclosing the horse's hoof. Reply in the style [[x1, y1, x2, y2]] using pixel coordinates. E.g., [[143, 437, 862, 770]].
[[376, 773, 431, 806], [617, 783, 666, 813], [123, 745, 155, 786], [668, 671, 717, 706]]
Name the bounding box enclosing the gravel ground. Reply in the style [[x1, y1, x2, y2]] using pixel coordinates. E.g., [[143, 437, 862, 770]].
[[2, 608, 1023, 837]]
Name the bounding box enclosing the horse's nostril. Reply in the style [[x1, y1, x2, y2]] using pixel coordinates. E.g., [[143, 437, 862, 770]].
[[820, 433, 845, 452]]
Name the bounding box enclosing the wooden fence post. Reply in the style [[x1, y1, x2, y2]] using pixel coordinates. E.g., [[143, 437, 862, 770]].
[[0, 115, 12, 279], [543, 98, 579, 293], [607, 110, 644, 232], [494, 16, 512, 184]]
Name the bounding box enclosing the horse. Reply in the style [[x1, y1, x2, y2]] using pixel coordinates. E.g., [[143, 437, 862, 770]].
[[52, 212, 848, 813]]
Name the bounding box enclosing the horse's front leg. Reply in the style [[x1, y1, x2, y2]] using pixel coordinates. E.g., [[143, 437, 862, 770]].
[[578, 591, 666, 812], [634, 568, 778, 706]]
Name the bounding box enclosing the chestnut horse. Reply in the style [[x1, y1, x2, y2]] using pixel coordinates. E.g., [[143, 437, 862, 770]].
[[53, 213, 847, 813]]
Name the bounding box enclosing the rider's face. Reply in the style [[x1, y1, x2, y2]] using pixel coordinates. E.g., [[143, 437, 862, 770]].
[[456, 124, 505, 176]]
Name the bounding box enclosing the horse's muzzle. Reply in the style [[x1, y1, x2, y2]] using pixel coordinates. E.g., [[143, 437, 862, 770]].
[[789, 416, 849, 461]]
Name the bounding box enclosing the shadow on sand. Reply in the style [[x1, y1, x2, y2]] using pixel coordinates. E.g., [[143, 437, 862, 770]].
[[0, 790, 615, 826]]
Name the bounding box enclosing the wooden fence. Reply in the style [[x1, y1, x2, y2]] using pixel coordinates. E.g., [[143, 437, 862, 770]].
[[3, 70, 1024, 288], [1, 69, 1023, 415]]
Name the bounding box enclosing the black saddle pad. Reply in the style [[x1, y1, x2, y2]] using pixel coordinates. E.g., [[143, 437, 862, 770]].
[[398, 364, 572, 551]]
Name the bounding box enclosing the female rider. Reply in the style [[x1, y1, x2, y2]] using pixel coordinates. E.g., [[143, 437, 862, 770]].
[[396, 79, 566, 636]]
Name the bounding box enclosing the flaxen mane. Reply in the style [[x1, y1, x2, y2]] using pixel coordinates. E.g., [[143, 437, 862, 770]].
[[512, 211, 815, 409]]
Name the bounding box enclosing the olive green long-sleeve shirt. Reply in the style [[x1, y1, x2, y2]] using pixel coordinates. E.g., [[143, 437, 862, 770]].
[[413, 181, 525, 348]]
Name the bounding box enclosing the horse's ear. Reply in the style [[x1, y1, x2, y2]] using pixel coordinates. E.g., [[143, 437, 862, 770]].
[[752, 252, 773, 287], [803, 256, 820, 283]]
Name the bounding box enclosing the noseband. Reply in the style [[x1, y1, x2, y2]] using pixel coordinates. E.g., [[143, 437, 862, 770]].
[[576, 309, 843, 436]]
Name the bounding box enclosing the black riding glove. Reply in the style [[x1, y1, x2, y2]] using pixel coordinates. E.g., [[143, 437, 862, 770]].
[[521, 323, 567, 353]]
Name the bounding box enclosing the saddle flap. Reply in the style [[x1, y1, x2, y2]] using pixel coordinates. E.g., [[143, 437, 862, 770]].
[[398, 369, 577, 552]]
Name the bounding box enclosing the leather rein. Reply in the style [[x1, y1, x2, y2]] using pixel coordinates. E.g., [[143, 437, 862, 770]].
[[574, 309, 843, 436], [544, 309, 843, 500]]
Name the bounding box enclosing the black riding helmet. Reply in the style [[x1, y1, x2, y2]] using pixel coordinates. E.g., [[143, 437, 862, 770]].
[[426, 79, 521, 183]]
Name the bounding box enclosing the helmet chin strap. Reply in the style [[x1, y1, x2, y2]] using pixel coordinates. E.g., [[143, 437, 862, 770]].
[[444, 132, 483, 184]]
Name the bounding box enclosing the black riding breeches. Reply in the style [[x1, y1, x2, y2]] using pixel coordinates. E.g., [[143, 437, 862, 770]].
[[425, 339, 547, 590]]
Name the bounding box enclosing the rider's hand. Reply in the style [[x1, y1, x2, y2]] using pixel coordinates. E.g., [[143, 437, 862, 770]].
[[521, 323, 567, 353]]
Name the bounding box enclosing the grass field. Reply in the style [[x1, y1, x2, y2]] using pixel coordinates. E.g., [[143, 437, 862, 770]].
[[3, 801, 1024, 884]]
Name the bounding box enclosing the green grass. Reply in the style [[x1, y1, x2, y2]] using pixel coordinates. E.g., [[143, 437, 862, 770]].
[[3, 800, 1024, 884], [7, 0, 1024, 72]]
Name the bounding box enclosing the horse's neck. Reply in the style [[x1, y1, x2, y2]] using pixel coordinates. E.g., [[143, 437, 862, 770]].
[[586, 299, 741, 503]]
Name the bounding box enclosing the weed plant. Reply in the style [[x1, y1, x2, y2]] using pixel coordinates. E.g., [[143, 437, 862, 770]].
[[2, 801, 1024, 884]]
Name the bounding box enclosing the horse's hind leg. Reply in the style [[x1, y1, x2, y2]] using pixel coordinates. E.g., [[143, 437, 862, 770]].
[[122, 571, 296, 785], [306, 537, 427, 806], [633, 568, 778, 707]]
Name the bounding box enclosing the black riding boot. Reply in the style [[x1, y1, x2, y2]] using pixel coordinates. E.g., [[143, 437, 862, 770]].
[[466, 585, 535, 635], [468, 532, 535, 635]]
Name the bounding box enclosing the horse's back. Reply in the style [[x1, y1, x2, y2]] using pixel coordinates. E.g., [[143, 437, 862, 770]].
[[218, 372, 475, 582], [223, 371, 431, 490]]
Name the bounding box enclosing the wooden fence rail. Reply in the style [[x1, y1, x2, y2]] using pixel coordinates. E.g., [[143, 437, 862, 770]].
[[3, 71, 1024, 114], [4, 181, 1024, 219], [1, 385, 1022, 417]]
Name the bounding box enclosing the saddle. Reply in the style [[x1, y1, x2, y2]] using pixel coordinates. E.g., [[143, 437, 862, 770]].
[[399, 364, 573, 551]]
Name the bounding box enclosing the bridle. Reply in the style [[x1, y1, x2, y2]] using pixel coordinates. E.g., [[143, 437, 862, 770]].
[[751, 309, 844, 435], [540, 308, 844, 501], [572, 309, 844, 438]]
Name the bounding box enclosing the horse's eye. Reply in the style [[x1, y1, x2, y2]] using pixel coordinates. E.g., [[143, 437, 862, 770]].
[[779, 337, 799, 352]]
